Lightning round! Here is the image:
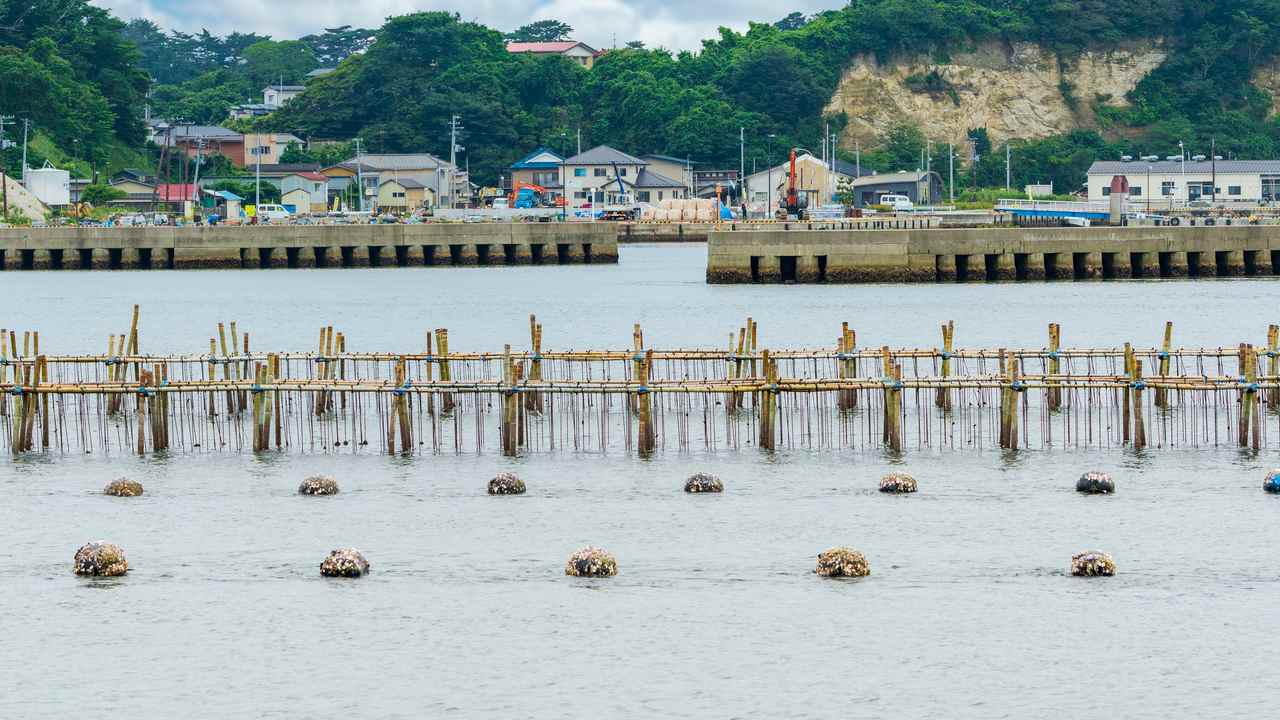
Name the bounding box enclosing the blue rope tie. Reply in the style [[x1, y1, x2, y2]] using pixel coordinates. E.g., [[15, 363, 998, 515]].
[[1044, 351, 1062, 360], [938, 351, 953, 361], [631, 353, 645, 363], [530, 353, 543, 362], [313, 357, 330, 364], [883, 378, 904, 390], [7, 386, 22, 396], [250, 384, 264, 395], [136, 386, 155, 397], [768, 383, 780, 393], [393, 380, 413, 397], [1010, 380, 1028, 392], [636, 386, 650, 395], [1266, 350, 1280, 359], [1157, 351, 1170, 360], [0, 357, 8, 366], [1129, 380, 1147, 391], [104, 357, 122, 367], [422, 355, 435, 363], [835, 352, 856, 361], [1242, 381, 1261, 393]]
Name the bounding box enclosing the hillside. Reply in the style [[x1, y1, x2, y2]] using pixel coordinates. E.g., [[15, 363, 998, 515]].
[[6, 1, 1280, 193]]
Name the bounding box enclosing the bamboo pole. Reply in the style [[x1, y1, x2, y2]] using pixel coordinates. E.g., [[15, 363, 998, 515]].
[[935, 320, 953, 411], [637, 348, 655, 455], [1046, 322, 1062, 412], [1155, 321, 1172, 409]]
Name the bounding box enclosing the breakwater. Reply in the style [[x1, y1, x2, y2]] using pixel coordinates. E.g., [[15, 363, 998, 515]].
[[706, 225, 1280, 283], [0, 223, 617, 270], [4, 307, 1278, 456]]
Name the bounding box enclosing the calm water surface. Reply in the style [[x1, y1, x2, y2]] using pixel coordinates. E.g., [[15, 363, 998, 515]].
[[2, 244, 1279, 718]]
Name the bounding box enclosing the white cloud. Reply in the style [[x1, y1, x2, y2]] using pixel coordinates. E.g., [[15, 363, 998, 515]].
[[93, 0, 837, 52]]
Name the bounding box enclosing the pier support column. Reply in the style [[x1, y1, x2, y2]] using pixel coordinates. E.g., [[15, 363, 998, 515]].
[[1186, 251, 1212, 277], [31, 249, 55, 270], [1045, 253, 1071, 280], [936, 254, 956, 282], [1107, 251, 1132, 279], [797, 256, 821, 283], [559, 243, 586, 264], [1078, 252, 1103, 279], [963, 255, 985, 282], [1129, 252, 1150, 279], [1164, 251, 1189, 277], [591, 242, 619, 264], [994, 253, 1016, 281], [450, 244, 479, 266], [290, 247, 317, 268], [1220, 250, 1245, 276], [506, 244, 533, 265], [119, 248, 144, 270], [1250, 249, 1274, 276], [1023, 253, 1046, 281], [757, 255, 781, 283], [341, 246, 371, 268]]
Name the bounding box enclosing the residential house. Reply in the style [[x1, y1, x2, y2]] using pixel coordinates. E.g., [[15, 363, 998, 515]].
[[263, 85, 306, 109], [106, 176, 159, 209], [693, 169, 742, 200], [323, 153, 455, 209], [509, 147, 564, 197], [844, 171, 944, 208], [377, 178, 430, 211], [156, 125, 245, 165], [280, 172, 330, 213], [228, 103, 273, 121], [640, 154, 695, 195], [238, 133, 306, 167], [155, 183, 200, 213], [506, 41, 599, 68], [743, 153, 870, 209], [1086, 159, 1280, 206], [561, 145, 688, 207]]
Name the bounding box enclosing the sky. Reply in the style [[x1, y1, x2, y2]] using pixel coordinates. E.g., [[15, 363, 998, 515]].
[[93, 1, 836, 51]]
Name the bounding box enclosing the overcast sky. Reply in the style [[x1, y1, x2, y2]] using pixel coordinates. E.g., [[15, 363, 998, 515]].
[[94, 1, 837, 51]]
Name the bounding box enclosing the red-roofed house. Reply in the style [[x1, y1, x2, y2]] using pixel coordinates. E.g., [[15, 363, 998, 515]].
[[506, 41, 599, 68]]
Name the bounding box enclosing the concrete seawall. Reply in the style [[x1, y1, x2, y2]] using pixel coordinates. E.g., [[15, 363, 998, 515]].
[[706, 225, 1280, 283], [0, 223, 618, 270]]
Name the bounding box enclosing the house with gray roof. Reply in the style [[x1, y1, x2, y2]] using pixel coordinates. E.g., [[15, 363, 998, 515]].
[[562, 145, 689, 206], [1086, 158, 1280, 205]]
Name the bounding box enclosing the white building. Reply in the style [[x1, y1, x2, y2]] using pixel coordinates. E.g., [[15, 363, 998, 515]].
[[263, 85, 305, 110], [23, 165, 71, 207], [1086, 159, 1280, 206]]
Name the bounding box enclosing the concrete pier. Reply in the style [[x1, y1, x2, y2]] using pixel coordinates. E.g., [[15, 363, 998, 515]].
[[707, 225, 1280, 283], [0, 223, 617, 271]]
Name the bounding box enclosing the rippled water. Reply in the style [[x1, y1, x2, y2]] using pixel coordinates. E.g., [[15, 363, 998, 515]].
[[2, 244, 1279, 718]]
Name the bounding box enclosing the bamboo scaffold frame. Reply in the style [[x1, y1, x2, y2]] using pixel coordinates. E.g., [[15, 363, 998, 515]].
[[3, 307, 1280, 457]]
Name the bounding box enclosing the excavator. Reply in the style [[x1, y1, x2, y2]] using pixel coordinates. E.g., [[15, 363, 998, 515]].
[[775, 148, 809, 221]]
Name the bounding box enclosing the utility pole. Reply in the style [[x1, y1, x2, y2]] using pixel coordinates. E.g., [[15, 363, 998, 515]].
[[0, 115, 11, 216], [191, 136, 206, 218], [576, 128, 582, 156], [739, 127, 744, 201], [948, 142, 954, 204], [20, 118, 30, 180], [1005, 143, 1011, 190], [448, 114, 464, 209], [855, 140, 860, 178], [766, 133, 776, 217], [255, 132, 262, 211], [1211, 138, 1217, 204], [354, 137, 364, 212]]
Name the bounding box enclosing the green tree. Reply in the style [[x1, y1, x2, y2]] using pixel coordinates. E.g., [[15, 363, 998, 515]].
[[300, 26, 376, 65], [81, 184, 127, 205], [774, 12, 809, 31], [506, 20, 574, 42], [243, 40, 318, 87]]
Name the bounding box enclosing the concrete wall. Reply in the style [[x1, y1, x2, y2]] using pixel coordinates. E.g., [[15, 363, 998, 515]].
[[707, 225, 1280, 283], [0, 223, 618, 271]]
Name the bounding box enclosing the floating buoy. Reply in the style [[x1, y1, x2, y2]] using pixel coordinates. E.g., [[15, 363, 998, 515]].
[[1071, 551, 1116, 577], [320, 548, 369, 577], [1076, 471, 1115, 494], [815, 547, 870, 577], [488, 472, 526, 495], [1264, 470, 1280, 494], [298, 475, 339, 495], [74, 541, 129, 576], [878, 472, 917, 494], [103, 478, 144, 497], [565, 547, 617, 577], [684, 472, 724, 493]]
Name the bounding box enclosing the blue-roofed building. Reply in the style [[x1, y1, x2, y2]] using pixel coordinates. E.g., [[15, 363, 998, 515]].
[[509, 148, 564, 195]]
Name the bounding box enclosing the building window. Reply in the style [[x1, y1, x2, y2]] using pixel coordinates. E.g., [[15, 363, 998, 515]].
[[1263, 176, 1280, 201], [619, 168, 628, 176], [574, 168, 586, 177], [1229, 186, 1242, 196], [1102, 187, 1111, 196], [637, 191, 650, 202], [1129, 186, 1142, 197], [392, 191, 405, 199], [1161, 181, 1174, 196], [593, 168, 607, 177]]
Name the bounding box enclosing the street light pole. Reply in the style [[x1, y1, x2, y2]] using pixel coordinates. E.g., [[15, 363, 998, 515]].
[[766, 133, 776, 218]]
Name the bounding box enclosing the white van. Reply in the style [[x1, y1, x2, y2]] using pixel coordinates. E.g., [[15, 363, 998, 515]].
[[255, 204, 292, 222], [878, 194, 914, 211]]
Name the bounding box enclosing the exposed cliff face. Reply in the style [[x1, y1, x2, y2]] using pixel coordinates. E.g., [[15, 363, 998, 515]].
[[1251, 60, 1280, 117], [824, 41, 1166, 148]]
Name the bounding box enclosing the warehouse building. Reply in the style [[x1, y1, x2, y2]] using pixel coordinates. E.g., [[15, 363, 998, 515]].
[[1086, 159, 1280, 206]]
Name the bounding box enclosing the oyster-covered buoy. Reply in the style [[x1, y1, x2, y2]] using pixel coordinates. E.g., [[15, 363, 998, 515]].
[[103, 478, 144, 497], [74, 541, 129, 577], [320, 548, 369, 577], [488, 472, 526, 495], [684, 472, 724, 493], [878, 472, 917, 494], [815, 547, 870, 578], [565, 547, 617, 577], [1076, 471, 1115, 494], [1071, 551, 1116, 577], [298, 475, 340, 495]]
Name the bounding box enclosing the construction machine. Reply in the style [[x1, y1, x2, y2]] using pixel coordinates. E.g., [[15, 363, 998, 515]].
[[775, 148, 809, 221]]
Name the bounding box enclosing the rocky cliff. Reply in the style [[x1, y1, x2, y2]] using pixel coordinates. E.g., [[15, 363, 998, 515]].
[[824, 40, 1166, 149]]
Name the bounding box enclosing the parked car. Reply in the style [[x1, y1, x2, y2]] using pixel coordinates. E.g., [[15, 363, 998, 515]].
[[878, 194, 914, 212], [255, 204, 292, 222]]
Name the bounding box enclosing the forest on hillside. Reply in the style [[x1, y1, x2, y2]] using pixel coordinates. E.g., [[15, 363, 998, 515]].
[[5, 1, 1280, 191]]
